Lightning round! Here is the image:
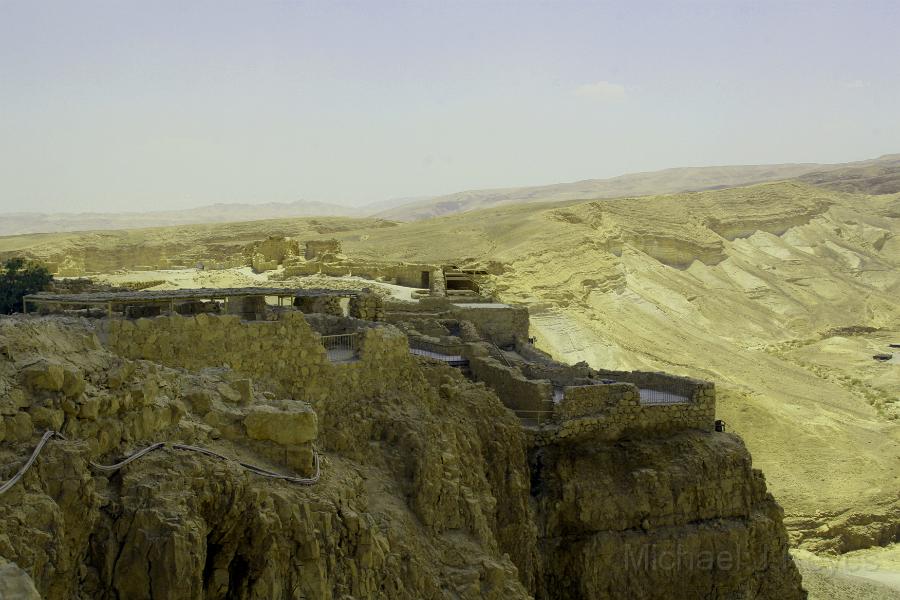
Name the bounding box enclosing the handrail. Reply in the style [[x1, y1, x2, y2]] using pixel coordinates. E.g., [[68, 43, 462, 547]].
[[0, 431, 321, 496], [490, 343, 515, 369], [319, 332, 359, 361], [512, 409, 555, 427], [319, 332, 358, 345]]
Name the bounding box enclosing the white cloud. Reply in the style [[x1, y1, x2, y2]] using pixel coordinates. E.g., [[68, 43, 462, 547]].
[[574, 81, 627, 103], [841, 79, 869, 89]]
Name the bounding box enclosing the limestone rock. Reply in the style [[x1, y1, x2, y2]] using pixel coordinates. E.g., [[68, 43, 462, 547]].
[[243, 404, 317, 445], [21, 359, 65, 392], [0, 558, 41, 600]]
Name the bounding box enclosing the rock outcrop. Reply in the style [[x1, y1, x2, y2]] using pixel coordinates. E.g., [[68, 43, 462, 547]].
[[0, 315, 806, 599]]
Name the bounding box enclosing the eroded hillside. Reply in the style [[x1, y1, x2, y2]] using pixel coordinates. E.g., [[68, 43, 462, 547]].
[[2, 180, 898, 561], [344, 182, 900, 553]]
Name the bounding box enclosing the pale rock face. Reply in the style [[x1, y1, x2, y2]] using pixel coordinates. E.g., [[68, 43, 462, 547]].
[[243, 404, 317, 445], [0, 558, 42, 600]]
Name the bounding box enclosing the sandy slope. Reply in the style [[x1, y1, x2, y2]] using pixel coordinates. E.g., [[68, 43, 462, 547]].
[[795, 546, 900, 598], [339, 182, 900, 552], [375, 154, 900, 221]]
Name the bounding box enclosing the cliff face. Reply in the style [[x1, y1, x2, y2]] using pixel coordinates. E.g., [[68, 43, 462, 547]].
[[532, 433, 804, 599], [0, 315, 805, 599]]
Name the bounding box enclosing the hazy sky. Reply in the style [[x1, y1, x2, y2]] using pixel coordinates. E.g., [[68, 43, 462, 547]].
[[1, 1, 898, 213]]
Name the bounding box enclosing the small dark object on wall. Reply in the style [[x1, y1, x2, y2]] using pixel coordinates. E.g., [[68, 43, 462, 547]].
[[715, 420, 726, 432], [873, 353, 893, 362]]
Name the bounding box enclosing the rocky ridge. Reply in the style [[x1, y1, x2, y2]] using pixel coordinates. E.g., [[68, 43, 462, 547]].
[[0, 314, 805, 599]]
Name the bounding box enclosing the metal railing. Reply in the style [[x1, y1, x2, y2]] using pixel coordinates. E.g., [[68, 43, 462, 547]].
[[490, 343, 515, 368], [320, 333, 359, 362], [409, 348, 468, 366], [638, 387, 692, 406], [512, 409, 556, 428], [407, 337, 468, 357]]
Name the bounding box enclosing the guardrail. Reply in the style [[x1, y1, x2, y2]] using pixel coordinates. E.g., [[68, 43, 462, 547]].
[[638, 387, 692, 405], [407, 337, 468, 357], [320, 333, 359, 362], [512, 409, 555, 427]]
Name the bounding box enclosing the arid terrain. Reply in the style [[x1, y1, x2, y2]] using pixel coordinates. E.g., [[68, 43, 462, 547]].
[[2, 163, 899, 598]]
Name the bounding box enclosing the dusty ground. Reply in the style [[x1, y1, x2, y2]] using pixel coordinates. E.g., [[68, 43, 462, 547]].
[[795, 546, 900, 598], [93, 268, 419, 301]]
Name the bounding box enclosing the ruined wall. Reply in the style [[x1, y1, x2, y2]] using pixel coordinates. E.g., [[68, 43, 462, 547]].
[[592, 369, 707, 397], [549, 381, 716, 442], [348, 293, 385, 321], [101, 312, 419, 412], [304, 239, 341, 260], [469, 356, 552, 412], [449, 304, 529, 347], [349, 263, 436, 288], [520, 362, 593, 386], [281, 260, 322, 277], [293, 295, 343, 316], [244, 237, 301, 272]]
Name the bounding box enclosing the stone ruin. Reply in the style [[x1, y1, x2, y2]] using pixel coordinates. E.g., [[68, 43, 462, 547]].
[[1, 285, 807, 599]]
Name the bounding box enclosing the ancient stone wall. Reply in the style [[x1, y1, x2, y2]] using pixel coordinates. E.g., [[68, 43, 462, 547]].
[[469, 356, 552, 412], [549, 381, 716, 442], [100, 312, 418, 411], [348, 293, 385, 321], [449, 304, 529, 347], [592, 369, 708, 397], [245, 236, 300, 272], [304, 239, 342, 260], [293, 295, 344, 316], [520, 362, 593, 386], [281, 260, 322, 277]]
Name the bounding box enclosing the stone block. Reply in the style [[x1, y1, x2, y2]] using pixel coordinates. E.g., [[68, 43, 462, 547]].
[[233, 379, 253, 404], [29, 406, 65, 430], [62, 368, 86, 398], [78, 397, 101, 420], [6, 412, 33, 441], [21, 360, 65, 392]]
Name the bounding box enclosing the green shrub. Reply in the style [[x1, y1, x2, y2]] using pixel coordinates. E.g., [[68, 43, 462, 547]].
[[0, 258, 53, 314]]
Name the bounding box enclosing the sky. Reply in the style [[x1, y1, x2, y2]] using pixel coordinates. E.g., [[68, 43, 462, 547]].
[[1, 0, 899, 213]]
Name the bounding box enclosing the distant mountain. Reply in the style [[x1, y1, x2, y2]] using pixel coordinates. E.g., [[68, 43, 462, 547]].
[[0, 200, 360, 236], [4, 154, 898, 235], [373, 155, 900, 221], [797, 154, 900, 195]]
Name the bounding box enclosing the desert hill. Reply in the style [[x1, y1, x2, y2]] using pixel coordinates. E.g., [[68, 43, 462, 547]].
[[1, 179, 898, 570], [341, 181, 900, 551], [373, 153, 900, 221], [798, 154, 900, 196], [4, 154, 900, 237], [0, 199, 360, 237]]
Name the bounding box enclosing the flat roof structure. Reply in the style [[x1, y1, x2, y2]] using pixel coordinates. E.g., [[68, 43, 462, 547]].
[[451, 303, 512, 309], [22, 286, 368, 315]]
